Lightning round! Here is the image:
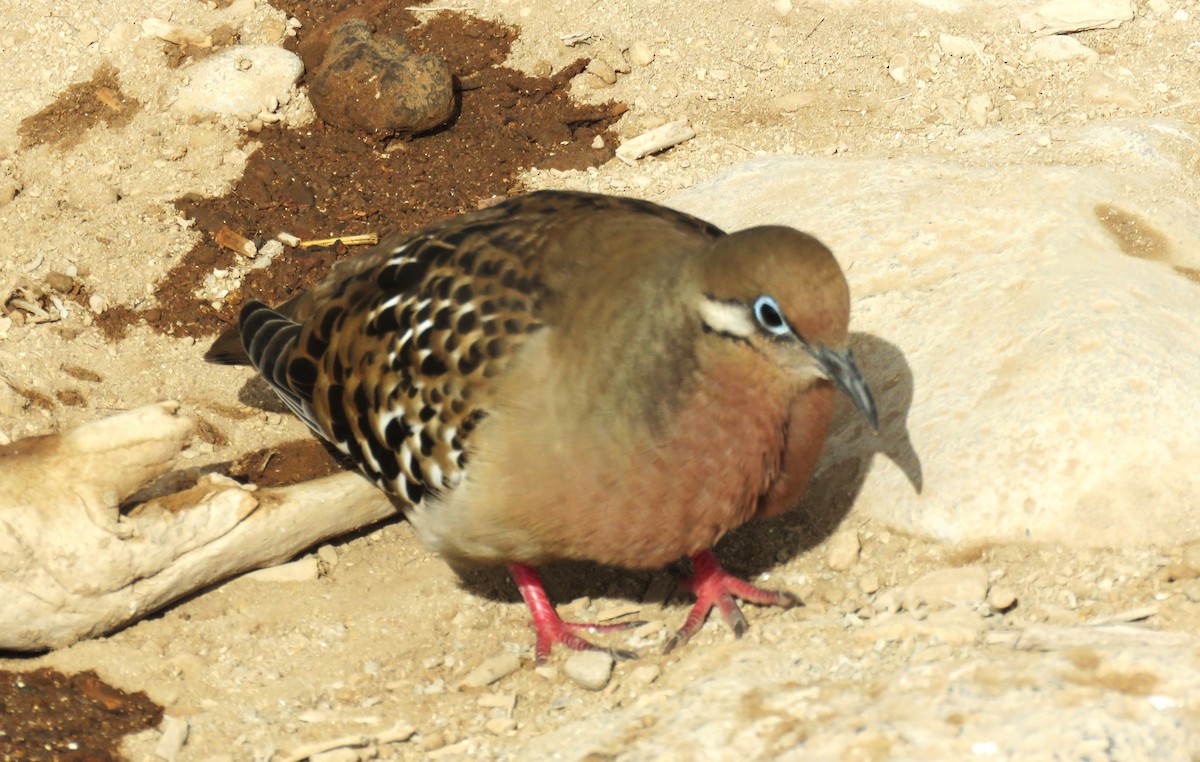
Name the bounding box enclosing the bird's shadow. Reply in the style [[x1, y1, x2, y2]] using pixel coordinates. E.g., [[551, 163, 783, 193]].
[[458, 332, 922, 608]]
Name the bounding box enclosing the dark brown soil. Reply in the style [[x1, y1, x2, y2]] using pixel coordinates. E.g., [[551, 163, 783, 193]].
[[227, 438, 349, 488], [17, 63, 140, 150], [0, 668, 162, 761], [93, 3, 624, 342]]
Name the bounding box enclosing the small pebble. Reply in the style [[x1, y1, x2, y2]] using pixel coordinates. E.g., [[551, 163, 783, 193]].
[[484, 717, 517, 735], [628, 664, 660, 685], [460, 654, 521, 688], [826, 530, 861, 571], [563, 651, 614, 691], [903, 566, 988, 611], [966, 93, 993, 127], [586, 58, 618, 85], [858, 572, 881, 595], [316, 545, 339, 567], [154, 716, 189, 762], [938, 33, 978, 57], [772, 0, 793, 16], [628, 40, 654, 67], [987, 586, 1018, 612]]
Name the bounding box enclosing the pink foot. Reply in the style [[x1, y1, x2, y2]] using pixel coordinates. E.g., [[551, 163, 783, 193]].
[[509, 564, 643, 664], [666, 550, 801, 654]]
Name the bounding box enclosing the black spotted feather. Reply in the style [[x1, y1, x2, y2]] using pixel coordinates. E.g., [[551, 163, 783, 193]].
[[205, 190, 724, 508]]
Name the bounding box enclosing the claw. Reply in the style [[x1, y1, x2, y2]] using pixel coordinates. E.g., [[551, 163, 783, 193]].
[[509, 564, 641, 663], [665, 550, 801, 654]]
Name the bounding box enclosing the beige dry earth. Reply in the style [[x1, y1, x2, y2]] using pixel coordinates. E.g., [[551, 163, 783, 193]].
[[3, 0, 1200, 760]]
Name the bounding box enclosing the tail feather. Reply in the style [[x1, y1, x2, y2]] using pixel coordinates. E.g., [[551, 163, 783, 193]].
[[204, 324, 250, 365], [214, 300, 324, 438]]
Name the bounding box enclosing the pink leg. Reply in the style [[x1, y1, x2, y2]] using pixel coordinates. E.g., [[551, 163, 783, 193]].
[[509, 564, 642, 664], [666, 549, 801, 654]]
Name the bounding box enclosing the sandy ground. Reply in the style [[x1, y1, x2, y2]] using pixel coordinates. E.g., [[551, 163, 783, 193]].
[[2, 0, 1200, 759]]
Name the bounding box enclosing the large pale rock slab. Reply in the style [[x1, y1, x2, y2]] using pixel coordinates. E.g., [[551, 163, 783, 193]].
[[510, 631, 1200, 759], [668, 125, 1200, 548]]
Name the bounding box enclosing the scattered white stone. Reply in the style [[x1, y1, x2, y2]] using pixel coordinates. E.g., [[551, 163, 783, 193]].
[[858, 572, 881, 595], [316, 545, 338, 567], [772, 0, 793, 17], [485, 717, 517, 734], [988, 586, 1018, 612], [628, 664, 660, 685], [887, 53, 908, 84], [903, 567, 989, 611], [0, 179, 21, 207], [826, 530, 861, 571], [1173, 9, 1189, 21], [1019, 0, 1134, 35], [1082, 72, 1140, 108], [615, 120, 695, 165], [1026, 35, 1100, 64], [1146, 0, 1169, 14], [460, 654, 521, 688], [563, 651, 614, 691], [966, 94, 993, 127], [628, 40, 654, 67], [586, 58, 617, 85], [918, 607, 985, 645], [174, 46, 304, 118], [938, 33, 980, 58], [154, 716, 189, 762], [244, 557, 320, 583]]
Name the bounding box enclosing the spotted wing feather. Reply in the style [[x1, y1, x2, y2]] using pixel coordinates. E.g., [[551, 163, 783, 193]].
[[210, 190, 724, 509]]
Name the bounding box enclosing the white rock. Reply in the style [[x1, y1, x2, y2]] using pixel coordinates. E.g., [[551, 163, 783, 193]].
[[1082, 72, 1140, 108], [987, 586, 1018, 611], [174, 46, 304, 118], [563, 651, 614, 691], [1019, 0, 1134, 35], [938, 33, 979, 57], [1147, 0, 1169, 14], [667, 126, 1200, 549], [825, 530, 861, 571], [154, 716, 189, 762], [628, 40, 654, 67], [1172, 9, 1189, 21], [244, 557, 319, 582], [903, 567, 989, 611], [966, 93, 992, 127], [1026, 35, 1100, 64], [460, 654, 521, 688]]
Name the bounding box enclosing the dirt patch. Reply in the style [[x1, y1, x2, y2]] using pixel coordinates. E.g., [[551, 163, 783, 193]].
[[93, 4, 623, 343], [0, 668, 162, 761], [17, 63, 140, 151], [228, 438, 349, 487]]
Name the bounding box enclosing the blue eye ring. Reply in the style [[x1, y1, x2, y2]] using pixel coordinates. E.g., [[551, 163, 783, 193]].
[[752, 295, 791, 336]]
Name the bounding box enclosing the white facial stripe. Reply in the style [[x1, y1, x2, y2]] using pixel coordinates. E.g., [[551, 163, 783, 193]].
[[699, 297, 755, 338]]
